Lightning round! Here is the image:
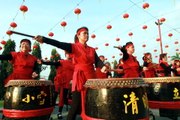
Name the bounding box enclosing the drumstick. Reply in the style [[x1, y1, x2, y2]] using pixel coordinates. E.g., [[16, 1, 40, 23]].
[[10, 31, 35, 38]]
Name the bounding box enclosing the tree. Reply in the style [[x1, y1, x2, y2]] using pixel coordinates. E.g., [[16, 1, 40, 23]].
[[112, 59, 118, 78], [48, 49, 61, 83], [0, 39, 15, 99], [171, 53, 180, 61], [31, 42, 42, 79]]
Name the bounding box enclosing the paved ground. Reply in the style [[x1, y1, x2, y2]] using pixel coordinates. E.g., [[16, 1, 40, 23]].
[[0, 106, 179, 120]]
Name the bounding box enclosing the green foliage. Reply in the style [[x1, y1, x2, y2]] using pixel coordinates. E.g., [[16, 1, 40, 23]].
[[112, 59, 118, 78], [0, 39, 15, 100], [171, 53, 180, 61], [48, 49, 61, 82]]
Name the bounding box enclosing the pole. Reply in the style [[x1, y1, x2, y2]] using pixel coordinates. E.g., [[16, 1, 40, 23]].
[[155, 19, 163, 54]]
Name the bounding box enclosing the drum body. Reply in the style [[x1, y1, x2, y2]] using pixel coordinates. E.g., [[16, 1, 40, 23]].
[[84, 78, 149, 120], [144, 77, 180, 118], [3, 80, 54, 120]]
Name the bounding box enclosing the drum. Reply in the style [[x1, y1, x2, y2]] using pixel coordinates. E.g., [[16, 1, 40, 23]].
[[143, 77, 180, 119], [84, 78, 149, 120], [3, 80, 54, 120]]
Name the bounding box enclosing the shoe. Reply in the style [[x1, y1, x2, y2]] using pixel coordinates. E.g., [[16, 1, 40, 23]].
[[57, 113, 63, 119]]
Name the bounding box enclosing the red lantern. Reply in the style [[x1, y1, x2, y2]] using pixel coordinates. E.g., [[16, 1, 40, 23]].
[[142, 3, 150, 9], [112, 56, 115, 58], [176, 49, 179, 51], [61, 21, 67, 27], [123, 13, 129, 19], [168, 33, 173, 37], [160, 18, 166, 23], [174, 41, 179, 44], [48, 32, 54, 37], [116, 37, 120, 41], [142, 25, 147, 30], [20, 5, 28, 13], [1, 40, 7, 45], [91, 34, 96, 39], [74, 8, 81, 15], [168, 56, 170, 58], [95, 47, 98, 50], [6, 30, 12, 36], [105, 43, 109, 46], [154, 49, 157, 52], [33, 45, 38, 49], [10, 22, 17, 29], [44, 57, 48, 60], [155, 56, 158, 58], [0, 46, 2, 50], [156, 38, 160, 41], [106, 25, 112, 30], [165, 45, 169, 48], [128, 32, 133, 36], [142, 44, 146, 48], [119, 53, 123, 56]]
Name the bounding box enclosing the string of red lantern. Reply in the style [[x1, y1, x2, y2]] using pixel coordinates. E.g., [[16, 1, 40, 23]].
[[74, 8, 81, 19], [10, 22, 17, 29], [48, 32, 54, 37], [106, 25, 112, 30], [142, 3, 150, 9], [1, 40, 7, 45], [60, 21, 67, 31], [123, 13, 129, 19], [91, 34, 96, 39], [116, 37, 120, 41]]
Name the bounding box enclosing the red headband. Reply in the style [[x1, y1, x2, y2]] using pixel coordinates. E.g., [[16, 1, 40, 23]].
[[125, 44, 133, 49], [77, 28, 87, 35]]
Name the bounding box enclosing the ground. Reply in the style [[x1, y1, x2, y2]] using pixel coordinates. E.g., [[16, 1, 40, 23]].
[[0, 106, 179, 120]]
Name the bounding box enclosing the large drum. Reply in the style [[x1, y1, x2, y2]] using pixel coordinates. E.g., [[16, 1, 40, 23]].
[[143, 77, 180, 119], [84, 78, 149, 120], [3, 80, 54, 120]]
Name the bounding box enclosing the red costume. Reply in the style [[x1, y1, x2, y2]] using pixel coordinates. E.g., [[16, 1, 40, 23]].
[[156, 60, 171, 77], [122, 55, 140, 78], [4, 52, 37, 85], [54, 60, 74, 108], [95, 67, 107, 78]]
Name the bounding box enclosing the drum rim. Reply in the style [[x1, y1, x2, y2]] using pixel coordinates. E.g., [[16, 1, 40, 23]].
[[143, 77, 180, 83], [85, 77, 148, 88], [5, 80, 53, 87]]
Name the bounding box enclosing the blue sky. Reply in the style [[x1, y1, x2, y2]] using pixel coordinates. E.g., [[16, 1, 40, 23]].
[[0, 0, 180, 78]]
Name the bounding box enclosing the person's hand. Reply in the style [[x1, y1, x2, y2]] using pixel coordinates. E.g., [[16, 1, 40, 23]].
[[177, 68, 180, 72], [34, 35, 43, 43], [114, 45, 122, 50], [101, 66, 107, 73], [143, 67, 148, 71], [32, 72, 38, 78], [37, 59, 42, 64]]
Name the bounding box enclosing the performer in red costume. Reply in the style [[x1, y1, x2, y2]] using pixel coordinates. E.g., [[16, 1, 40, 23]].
[[156, 53, 174, 77], [142, 52, 157, 78], [172, 60, 180, 76], [0, 39, 39, 85], [38, 51, 74, 119], [34, 27, 107, 120], [115, 42, 141, 78], [95, 55, 110, 78]]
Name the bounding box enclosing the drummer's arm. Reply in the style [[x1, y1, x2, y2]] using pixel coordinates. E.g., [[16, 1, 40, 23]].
[[0, 54, 13, 60], [35, 36, 73, 53], [94, 52, 107, 73]]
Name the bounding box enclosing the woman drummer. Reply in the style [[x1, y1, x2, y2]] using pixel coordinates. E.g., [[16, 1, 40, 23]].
[[115, 42, 141, 78], [34, 26, 107, 120], [0, 39, 39, 85]]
